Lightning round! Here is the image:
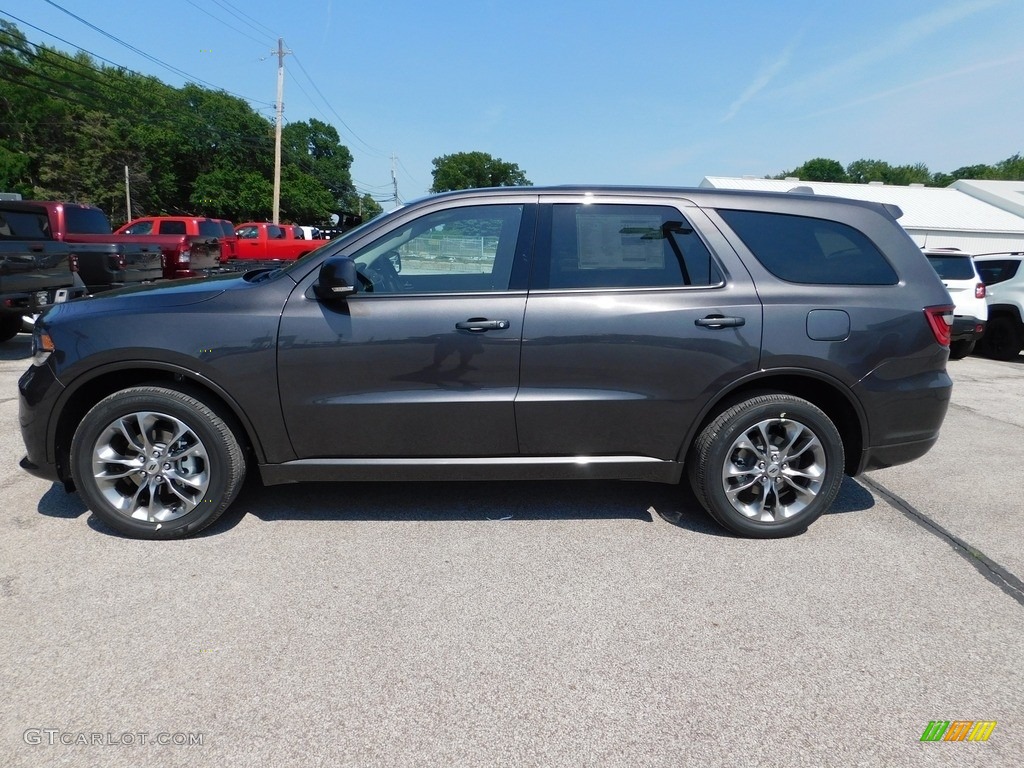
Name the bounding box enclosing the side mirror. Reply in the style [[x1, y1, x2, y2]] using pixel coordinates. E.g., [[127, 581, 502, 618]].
[[314, 256, 359, 299]]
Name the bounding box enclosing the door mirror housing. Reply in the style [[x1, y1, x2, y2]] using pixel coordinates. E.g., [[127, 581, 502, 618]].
[[315, 256, 359, 299]]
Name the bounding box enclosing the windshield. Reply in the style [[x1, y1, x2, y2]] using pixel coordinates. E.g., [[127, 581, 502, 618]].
[[926, 255, 976, 280]]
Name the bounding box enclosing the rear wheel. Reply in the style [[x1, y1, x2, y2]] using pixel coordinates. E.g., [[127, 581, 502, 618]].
[[948, 340, 975, 360], [0, 314, 22, 342], [689, 394, 844, 538], [979, 317, 1022, 361], [70, 386, 246, 539]]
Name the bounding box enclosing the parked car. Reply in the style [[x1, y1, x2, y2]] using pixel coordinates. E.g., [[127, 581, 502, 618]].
[[14, 203, 220, 281], [20, 186, 954, 540], [973, 252, 1024, 360], [0, 204, 86, 342], [233, 222, 330, 261], [922, 248, 987, 359]]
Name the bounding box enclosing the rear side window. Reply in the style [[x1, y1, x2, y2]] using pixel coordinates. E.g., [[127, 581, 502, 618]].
[[541, 204, 723, 289], [158, 220, 187, 235], [926, 255, 976, 280], [718, 209, 898, 285], [974, 259, 1020, 285]]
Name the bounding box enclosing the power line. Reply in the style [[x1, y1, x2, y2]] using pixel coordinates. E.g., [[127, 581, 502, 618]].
[[182, 0, 273, 47], [39, 0, 273, 105], [212, 0, 279, 41]]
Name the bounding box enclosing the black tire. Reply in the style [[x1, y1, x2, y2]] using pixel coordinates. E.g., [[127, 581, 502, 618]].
[[979, 317, 1022, 361], [948, 340, 975, 360], [0, 314, 22, 342], [689, 394, 844, 538], [70, 386, 246, 539]]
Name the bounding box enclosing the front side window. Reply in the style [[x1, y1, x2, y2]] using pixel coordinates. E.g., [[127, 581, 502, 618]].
[[236, 226, 258, 239], [540, 204, 722, 289], [718, 209, 898, 285], [351, 204, 524, 294], [122, 220, 154, 235]]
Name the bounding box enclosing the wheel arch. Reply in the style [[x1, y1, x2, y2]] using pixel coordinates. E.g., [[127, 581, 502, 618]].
[[51, 362, 266, 486], [680, 370, 867, 476]]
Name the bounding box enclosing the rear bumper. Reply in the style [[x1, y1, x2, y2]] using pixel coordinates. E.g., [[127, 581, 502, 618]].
[[951, 316, 985, 342]]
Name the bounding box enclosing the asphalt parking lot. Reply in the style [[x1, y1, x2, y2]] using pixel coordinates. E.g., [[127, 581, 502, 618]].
[[1, 332, 1022, 768]]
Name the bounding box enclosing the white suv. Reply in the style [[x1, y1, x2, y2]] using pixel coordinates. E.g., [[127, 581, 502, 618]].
[[923, 248, 987, 359], [974, 252, 1024, 360]]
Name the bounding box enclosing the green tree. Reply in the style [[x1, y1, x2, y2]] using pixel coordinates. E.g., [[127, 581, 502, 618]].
[[787, 157, 848, 182], [430, 151, 531, 192]]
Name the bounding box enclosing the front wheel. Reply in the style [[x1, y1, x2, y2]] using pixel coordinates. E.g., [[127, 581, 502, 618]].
[[689, 395, 844, 538], [70, 386, 246, 539]]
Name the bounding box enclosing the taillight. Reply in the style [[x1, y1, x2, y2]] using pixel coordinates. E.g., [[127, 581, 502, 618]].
[[975, 282, 986, 299], [179, 246, 191, 265], [108, 254, 127, 270], [69, 254, 79, 273], [924, 305, 954, 347]]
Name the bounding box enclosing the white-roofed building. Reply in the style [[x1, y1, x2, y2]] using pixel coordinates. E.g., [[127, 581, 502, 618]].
[[951, 179, 1024, 220], [700, 176, 1024, 254]]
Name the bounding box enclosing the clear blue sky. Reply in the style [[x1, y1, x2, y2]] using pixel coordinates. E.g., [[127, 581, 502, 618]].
[[6, 0, 1024, 206]]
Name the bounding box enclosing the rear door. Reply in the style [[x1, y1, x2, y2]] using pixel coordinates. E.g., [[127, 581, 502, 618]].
[[516, 195, 763, 460]]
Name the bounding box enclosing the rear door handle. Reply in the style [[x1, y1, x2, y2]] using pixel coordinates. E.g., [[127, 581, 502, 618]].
[[455, 318, 510, 332], [695, 315, 745, 329]]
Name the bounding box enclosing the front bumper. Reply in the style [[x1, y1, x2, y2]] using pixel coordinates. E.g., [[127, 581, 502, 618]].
[[18, 361, 66, 485]]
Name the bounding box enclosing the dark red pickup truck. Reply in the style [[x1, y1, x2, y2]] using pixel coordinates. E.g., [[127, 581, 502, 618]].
[[29, 202, 220, 280], [115, 215, 238, 263]]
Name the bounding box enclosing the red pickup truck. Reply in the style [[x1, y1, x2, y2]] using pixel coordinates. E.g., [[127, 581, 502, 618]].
[[234, 222, 330, 261], [116, 216, 238, 263], [29, 203, 221, 280]]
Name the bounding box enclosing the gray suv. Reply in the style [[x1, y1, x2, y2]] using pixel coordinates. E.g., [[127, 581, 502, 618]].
[[19, 187, 954, 539]]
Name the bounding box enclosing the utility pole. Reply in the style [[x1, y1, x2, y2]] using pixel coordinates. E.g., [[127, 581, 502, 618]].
[[124, 165, 131, 220], [391, 153, 399, 206], [272, 38, 291, 224]]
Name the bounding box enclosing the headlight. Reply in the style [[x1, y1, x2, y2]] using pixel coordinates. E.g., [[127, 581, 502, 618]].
[[31, 328, 55, 366]]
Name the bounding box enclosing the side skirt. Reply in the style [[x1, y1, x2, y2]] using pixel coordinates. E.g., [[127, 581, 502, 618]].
[[259, 455, 683, 485]]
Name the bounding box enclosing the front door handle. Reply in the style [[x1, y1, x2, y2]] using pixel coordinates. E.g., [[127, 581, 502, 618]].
[[455, 318, 510, 332], [695, 315, 745, 329]]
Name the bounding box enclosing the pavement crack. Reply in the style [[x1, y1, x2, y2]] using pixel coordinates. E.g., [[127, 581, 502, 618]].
[[862, 475, 1024, 609]]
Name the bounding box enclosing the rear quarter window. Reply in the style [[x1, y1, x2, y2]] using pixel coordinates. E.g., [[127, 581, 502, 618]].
[[974, 259, 1020, 286], [718, 209, 898, 285]]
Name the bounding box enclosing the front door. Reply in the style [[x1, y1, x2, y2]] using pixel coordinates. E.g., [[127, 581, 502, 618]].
[[279, 201, 536, 458]]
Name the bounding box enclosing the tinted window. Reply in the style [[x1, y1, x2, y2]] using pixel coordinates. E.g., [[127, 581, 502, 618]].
[[352, 204, 524, 294], [198, 220, 222, 237], [219, 221, 235, 237], [542, 204, 722, 289], [267, 225, 285, 239], [926, 255, 976, 280], [65, 206, 112, 234], [0, 207, 51, 239], [158, 220, 187, 235], [974, 259, 1021, 286], [719, 209, 898, 285], [122, 220, 153, 235]]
